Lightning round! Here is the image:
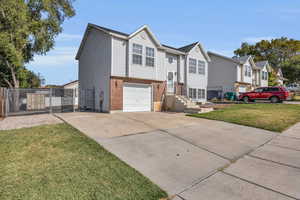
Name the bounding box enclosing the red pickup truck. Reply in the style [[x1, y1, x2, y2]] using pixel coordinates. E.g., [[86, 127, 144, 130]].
[[239, 86, 291, 103]]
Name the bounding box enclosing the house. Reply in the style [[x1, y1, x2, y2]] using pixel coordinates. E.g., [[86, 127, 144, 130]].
[[76, 23, 210, 113], [207, 52, 270, 98], [62, 80, 79, 106], [254, 61, 271, 87]]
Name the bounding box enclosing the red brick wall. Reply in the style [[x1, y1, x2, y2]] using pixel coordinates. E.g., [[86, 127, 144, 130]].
[[110, 76, 165, 111], [175, 82, 185, 95], [110, 78, 123, 111], [153, 82, 166, 102]]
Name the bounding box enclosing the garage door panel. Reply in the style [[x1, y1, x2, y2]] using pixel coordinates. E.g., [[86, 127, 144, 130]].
[[123, 84, 151, 112]]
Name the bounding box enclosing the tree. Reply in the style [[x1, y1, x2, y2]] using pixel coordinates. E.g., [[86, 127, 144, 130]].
[[281, 56, 300, 84], [0, 0, 76, 88], [268, 71, 278, 86], [0, 65, 44, 88], [234, 38, 300, 67], [234, 37, 300, 83]]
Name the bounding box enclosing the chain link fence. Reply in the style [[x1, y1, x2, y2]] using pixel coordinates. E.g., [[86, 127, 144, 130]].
[[4, 88, 75, 116]]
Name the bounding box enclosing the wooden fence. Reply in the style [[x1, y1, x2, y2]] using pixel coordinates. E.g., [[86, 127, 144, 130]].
[[0, 88, 6, 118]]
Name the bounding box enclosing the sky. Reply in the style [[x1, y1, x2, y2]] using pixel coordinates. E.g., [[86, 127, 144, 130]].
[[27, 0, 300, 85]]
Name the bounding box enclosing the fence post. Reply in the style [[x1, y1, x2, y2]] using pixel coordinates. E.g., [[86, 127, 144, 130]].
[[49, 88, 52, 114], [73, 89, 75, 112], [5, 88, 9, 117]]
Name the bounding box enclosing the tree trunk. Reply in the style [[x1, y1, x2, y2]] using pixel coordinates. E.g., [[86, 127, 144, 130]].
[[3, 60, 20, 112]]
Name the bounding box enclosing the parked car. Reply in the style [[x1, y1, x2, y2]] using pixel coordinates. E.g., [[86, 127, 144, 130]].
[[239, 86, 291, 103], [286, 83, 300, 92]]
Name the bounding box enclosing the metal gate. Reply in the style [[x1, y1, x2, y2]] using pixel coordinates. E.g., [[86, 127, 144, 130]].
[[5, 88, 75, 116], [79, 88, 95, 111]]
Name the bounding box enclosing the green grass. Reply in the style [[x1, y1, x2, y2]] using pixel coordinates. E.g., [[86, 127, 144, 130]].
[[188, 104, 300, 132], [0, 123, 167, 200], [293, 95, 300, 101]]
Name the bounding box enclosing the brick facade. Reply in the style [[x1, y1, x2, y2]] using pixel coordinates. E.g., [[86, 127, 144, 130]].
[[110, 78, 123, 111], [110, 76, 166, 112], [175, 82, 185, 96]]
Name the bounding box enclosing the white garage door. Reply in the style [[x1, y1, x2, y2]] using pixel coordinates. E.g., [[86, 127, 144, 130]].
[[123, 84, 152, 112]]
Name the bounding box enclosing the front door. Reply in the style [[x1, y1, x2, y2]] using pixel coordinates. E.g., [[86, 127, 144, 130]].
[[167, 72, 175, 94]]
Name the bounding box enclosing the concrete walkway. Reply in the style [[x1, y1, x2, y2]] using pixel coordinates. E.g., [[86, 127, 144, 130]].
[[0, 114, 62, 130], [57, 112, 300, 200]]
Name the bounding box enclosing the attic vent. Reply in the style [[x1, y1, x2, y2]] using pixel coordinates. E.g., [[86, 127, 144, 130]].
[[141, 32, 146, 40]]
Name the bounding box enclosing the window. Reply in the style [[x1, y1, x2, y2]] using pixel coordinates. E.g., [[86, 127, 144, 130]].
[[132, 43, 143, 65], [264, 72, 268, 80], [268, 87, 280, 92], [189, 88, 197, 99], [254, 88, 263, 93], [198, 89, 206, 99], [248, 66, 252, 77], [198, 60, 205, 75], [262, 72, 268, 80], [189, 58, 197, 73], [245, 65, 251, 77], [146, 47, 155, 67]]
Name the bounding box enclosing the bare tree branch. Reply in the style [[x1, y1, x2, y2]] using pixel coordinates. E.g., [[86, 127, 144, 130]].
[[4, 59, 19, 88], [0, 72, 13, 88]]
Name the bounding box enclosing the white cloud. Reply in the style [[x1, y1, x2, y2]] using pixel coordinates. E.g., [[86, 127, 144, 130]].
[[243, 36, 274, 44], [56, 33, 82, 41], [29, 46, 77, 67]]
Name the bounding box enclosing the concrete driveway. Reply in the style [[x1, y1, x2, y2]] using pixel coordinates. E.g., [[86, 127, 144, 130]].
[[57, 112, 300, 200]]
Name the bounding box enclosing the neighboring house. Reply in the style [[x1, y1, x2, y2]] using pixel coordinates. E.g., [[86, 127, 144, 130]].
[[62, 80, 79, 106], [207, 52, 269, 98], [76, 23, 210, 113], [254, 61, 271, 87]]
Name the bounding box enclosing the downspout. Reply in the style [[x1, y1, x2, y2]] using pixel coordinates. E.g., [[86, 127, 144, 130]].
[[126, 40, 129, 77], [184, 54, 188, 96]]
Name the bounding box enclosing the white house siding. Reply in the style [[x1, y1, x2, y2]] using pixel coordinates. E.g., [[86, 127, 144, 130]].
[[78, 29, 111, 112], [179, 55, 185, 83], [261, 66, 269, 87], [111, 36, 127, 77], [156, 50, 165, 81], [207, 54, 237, 92], [237, 65, 242, 82], [243, 59, 253, 84], [64, 81, 79, 106], [128, 30, 160, 80], [165, 53, 178, 80], [186, 46, 208, 103]]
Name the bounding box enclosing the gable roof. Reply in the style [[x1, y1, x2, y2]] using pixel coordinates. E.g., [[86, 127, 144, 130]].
[[89, 23, 129, 37], [232, 55, 251, 64], [76, 24, 210, 61], [255, 61, 268, 68], [178, 42, 199, 52], [208, 51, 242, 64], [179, 42, 211, 62], [62, 80, 78, 87], [128, 25, 162, 47]]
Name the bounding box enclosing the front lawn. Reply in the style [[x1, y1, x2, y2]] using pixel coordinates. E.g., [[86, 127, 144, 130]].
[[0, 124, 167, 200], [188, 104, 300, 132], [294, 95, 300, 101]]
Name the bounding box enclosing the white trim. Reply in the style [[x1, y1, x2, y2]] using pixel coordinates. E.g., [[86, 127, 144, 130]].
[[128, 25, 162, 48], [188, 42, 211, 62]]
